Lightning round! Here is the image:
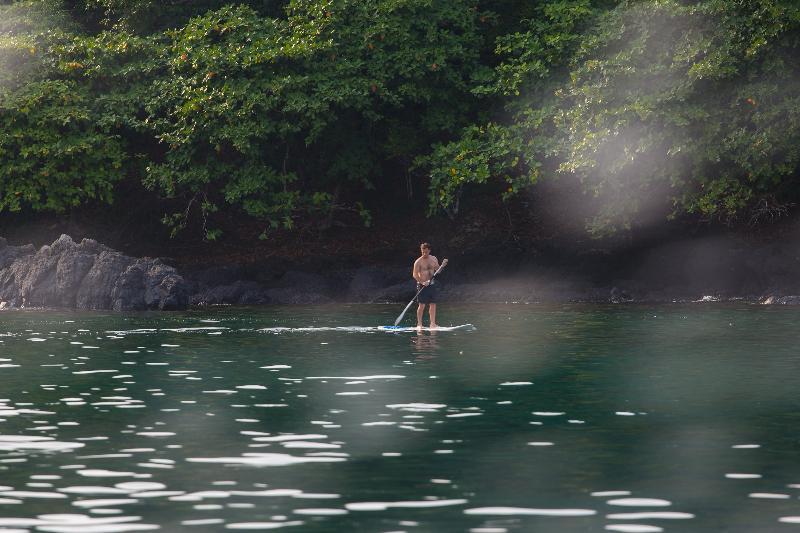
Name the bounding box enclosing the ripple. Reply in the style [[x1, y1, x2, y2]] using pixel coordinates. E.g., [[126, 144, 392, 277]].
[[346, 499, 467, 511], [607, 499, 671, 507], [182, 518, 224, 526], [39, 525, 158, 532], [163, 327, 228, 333], [0, 436, 84, 452], [281, 442, 340, 449], [252, 434, 327, 443], [464, 507, 596, 516], [77, 470, 142, 478], [224, 489, 339, 499], [386, 403, 446, 412], [59, 487, 129, 495], [168, 490, 231, 502], [0, 491, 67, 499], [605, 526, 663, 532], [0, 514, 157, 532], [72, 499, 138, 508], [131, 491, 184, 499], [605, 513, 694, 520], [186, 453, 346, 466], [115, 483, 166, 492], [226, 521, 304, 530], [309, 375, 406, 380], [293, 508, 347, 516]]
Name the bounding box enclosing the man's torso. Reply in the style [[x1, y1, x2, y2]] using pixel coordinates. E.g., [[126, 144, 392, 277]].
[[415, 255, 438, 282]]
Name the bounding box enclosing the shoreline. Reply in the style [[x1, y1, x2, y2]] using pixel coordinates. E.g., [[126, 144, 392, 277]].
[[3, 228, 800, 311]]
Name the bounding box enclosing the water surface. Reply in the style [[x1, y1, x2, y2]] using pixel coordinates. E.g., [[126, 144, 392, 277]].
[[2, 304, 800, 532]]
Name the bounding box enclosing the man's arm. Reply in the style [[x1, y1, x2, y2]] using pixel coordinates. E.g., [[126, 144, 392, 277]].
[[412, 258, 422, 283]]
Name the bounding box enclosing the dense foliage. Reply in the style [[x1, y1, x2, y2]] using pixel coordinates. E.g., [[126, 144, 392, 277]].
[[2, 0, 800, 238], [426, 0, 800, 234]]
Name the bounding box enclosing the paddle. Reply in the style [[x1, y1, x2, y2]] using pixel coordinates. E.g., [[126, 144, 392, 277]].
[[393, 259, 448, 326]]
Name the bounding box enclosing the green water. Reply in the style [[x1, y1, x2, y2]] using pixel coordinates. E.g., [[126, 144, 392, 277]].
[[2, 304, 800, 532]]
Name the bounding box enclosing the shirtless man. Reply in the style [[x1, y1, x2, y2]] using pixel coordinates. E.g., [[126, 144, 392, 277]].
[[412, 242, 447, 329]]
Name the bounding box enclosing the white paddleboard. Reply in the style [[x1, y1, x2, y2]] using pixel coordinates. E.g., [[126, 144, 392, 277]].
[[379, 324, 475, 332], [257, 324, 475, 334]]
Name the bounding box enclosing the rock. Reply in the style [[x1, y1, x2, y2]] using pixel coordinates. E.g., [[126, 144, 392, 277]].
[[610, 286, 633, 303], [264, 287, 332, 305], [759, 295, 800, 305], [0, 237, 35, 270], [372, 281, 415, 303], [188, 266, 345, 305], [192, 280, 268, 306], [694, 295, 720, 303], [143, 261, 190, 310], [187, 264, 248, 290], [0, 234, 189, 311], [347, 267, 389, 302], [347, 266, 409, 302], [276, 271, 332, 294], [111, 261, 146, 310]]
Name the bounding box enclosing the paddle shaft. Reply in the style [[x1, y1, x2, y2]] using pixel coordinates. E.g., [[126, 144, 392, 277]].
[[393, 260, 448, 326]]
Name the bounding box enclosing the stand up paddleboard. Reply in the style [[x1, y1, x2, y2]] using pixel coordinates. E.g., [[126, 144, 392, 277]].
[[379, 324, 475, 332], [256, 324, 475, 334]]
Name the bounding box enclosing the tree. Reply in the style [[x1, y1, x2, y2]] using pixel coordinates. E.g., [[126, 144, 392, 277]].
[[0, 0, 488, 237], [139, 0, 486, 236], [426, 0, 800, 235]]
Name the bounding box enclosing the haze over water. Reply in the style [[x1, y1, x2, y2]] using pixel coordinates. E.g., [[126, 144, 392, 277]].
[[2, 304, 800, 532]]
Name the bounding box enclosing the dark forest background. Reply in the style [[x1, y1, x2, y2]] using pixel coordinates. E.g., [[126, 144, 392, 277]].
[[2, 0, 799, 265]]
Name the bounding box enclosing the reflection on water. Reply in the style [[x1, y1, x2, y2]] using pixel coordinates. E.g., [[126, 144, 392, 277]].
[[411, 329, 438, 358], [1, 304, 800, 531]]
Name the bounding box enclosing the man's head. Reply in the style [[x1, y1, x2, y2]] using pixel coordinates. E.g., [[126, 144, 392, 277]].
[[420, 242, 431, 256]]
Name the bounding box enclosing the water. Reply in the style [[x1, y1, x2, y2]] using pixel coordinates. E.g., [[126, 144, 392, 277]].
[[2, 304, 800, 532]]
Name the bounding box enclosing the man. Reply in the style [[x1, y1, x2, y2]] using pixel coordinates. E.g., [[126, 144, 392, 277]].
[[412, 242, 447, 329]]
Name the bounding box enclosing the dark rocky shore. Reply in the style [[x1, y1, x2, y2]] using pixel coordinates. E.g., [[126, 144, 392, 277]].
[[0, 235, 188, 310], [2, 232, 800, 311]]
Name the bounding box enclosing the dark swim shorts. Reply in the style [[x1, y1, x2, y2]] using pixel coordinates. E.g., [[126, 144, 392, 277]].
[[417, 281, 440, 304]]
